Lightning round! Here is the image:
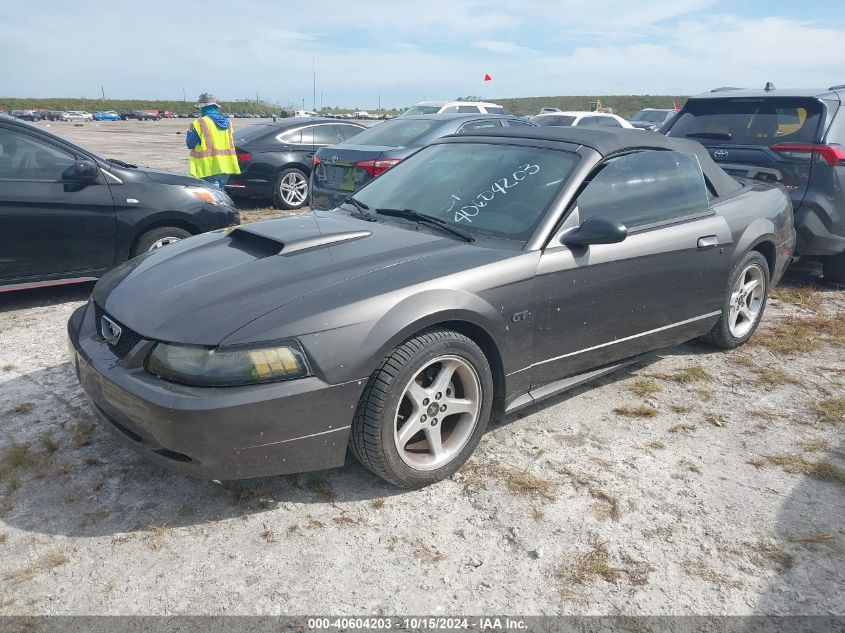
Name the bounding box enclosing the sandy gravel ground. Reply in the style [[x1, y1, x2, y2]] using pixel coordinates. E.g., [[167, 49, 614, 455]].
[[0, 121, 843, 616]]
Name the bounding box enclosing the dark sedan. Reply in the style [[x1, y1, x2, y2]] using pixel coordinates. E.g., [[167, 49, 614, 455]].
[[224, 118, 366, 209], [0, 115, 239, 291], [310, 113, 535, 210], [68, 128, 794, 488]]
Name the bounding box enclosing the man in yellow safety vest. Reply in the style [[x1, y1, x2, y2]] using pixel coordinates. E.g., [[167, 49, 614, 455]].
[[186, 92, 240, 188]]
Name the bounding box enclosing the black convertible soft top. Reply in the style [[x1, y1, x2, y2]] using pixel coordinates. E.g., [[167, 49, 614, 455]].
[[458, 127, 743, 198]]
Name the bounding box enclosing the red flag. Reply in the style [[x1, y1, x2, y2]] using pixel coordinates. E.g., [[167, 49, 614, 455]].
[[484, 74, 492, 81]]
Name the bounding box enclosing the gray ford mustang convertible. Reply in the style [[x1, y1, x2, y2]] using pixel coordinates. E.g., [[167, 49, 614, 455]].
[[68, 128, 795, 487]]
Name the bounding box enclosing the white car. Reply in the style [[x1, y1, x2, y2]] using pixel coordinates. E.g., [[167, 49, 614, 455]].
[[529, 111, 636, 129], [61, 111, 93, 122], [400, 100, 506, 116]]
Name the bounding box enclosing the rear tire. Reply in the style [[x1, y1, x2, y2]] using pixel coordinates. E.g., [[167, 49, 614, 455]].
[[701, 250, 770, 349], [349, 328, 494, 488], [272, 167, 310, 210], [822, 252, 845, 285], [131, 226, 191, 258]]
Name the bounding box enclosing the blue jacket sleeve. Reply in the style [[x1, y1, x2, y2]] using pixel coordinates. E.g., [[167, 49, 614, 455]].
[[186, 127, 200, 149]]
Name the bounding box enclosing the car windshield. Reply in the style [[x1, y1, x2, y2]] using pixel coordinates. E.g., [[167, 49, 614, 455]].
[[485, 106, 505, 114], [348, 143, 579, 243], [669, 98, 823, 145], [631, 110, 669, 123], [342, 119, 441, 148], [531, 115, 576, 127], [402, 106, 442, 116]]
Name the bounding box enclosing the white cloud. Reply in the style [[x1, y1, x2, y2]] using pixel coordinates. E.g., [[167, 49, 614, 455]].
[[473, 39, 532, 54]]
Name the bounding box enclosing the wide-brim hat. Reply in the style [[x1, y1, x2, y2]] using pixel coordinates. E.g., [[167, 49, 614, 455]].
[[195, 92, 219, 108]]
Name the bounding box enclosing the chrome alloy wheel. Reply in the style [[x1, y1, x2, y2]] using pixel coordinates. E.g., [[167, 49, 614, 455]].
[[279, 171, 308, 206], [728, 263, 765, 338], [147, 237, 182, 251], [393, 355, 482, 471]]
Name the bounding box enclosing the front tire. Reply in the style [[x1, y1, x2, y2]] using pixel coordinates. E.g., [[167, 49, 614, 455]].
[[131, 226, 192, 258], [272, 167, 309, 210], [702, 250, 770, 349], [349, 329, 494, 488]]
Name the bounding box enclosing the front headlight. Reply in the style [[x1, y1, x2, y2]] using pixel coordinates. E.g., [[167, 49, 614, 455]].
[[186, 186, 233, 206], [145, 341, 310, 387]]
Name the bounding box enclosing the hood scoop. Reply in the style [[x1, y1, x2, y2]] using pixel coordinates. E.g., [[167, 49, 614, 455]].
[[228, 225, 371, 258]]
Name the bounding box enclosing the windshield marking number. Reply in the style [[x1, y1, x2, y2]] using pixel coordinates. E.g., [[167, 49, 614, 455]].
[[454, 163, 540, 223]]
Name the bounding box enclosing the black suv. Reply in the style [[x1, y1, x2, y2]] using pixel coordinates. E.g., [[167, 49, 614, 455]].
[[664, 84, 845, 282]]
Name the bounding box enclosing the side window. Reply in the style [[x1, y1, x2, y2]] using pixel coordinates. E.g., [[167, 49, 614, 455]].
[[575, 116, 598, 127], [441, 106, 460, 113], [575, 150, 710, 229], [597, 116, 622, 128], [279, 128, 302, 144], [336, 125, 364, 141], [506, 119, 532, 126], [0, 127, 75, 181], [309, 125, 342, 146], [458, 105, 481, 113], [458, 120, 503, 133]]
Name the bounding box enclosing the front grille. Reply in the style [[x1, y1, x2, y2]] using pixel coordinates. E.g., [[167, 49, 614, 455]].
[[94, 304, 145, 358]]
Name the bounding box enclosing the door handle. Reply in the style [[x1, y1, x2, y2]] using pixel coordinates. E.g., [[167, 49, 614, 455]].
[[697, 235, 719, 248]]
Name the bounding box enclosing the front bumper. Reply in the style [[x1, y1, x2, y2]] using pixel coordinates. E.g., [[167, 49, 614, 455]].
[[67, 302, 365, 480]]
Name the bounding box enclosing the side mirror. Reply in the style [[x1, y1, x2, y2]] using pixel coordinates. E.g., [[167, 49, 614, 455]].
[[561, 216, 627, 247], [73, 159, 99, 182]]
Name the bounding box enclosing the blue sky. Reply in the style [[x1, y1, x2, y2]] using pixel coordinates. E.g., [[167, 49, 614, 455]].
[[2, 0, 844, 108]]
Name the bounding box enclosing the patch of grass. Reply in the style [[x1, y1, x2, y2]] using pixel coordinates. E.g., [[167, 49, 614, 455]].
[[749, 410, 780, 421], [0, 533, 7, 544], [747, 457, 767, 469], [70, 421, 96, 448], [6, 551, 70, 585], [559, 538, 618, 587], [670, 404, 693, 414], [755, 540, 794, 572], [754, 368, 802, 387], [668, 423, 696, 434], [629, 379, 661, 397], [790, 533, 834, 544], [529, 507, 545, 522], [146, 523, 169, 551], [704, 413, 727, 427], [2, 364, 14, 372], [753, 314, 845, 355], [766, 453, 845, 485], [414, 542, 445, 564], [305, 474, 336, 502], [614, 404, 658, 418], [260, 525, 276, 543], [811, 398, 845, 424], [673, 365, 712, 384], [370, 497, 386, 510], [332, 515, 360, 527], [557, 467, 620, 521], [12, 403, 34, 415], [461, 461, 558, 500], [647, 440, 666, 450], [38, 435, 60, 454], [286, 524, 300, 534], [681, 557, 743, 589], [693, 388, 714, 400], [306, 518, 326, 530], [800, 438, 831, 453], [2, 442, 35, 471], [771, 284, 822, 311], [679, 458, 702, 474]]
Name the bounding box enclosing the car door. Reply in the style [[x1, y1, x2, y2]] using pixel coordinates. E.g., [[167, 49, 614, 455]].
[[301, 124, 343, 160], [575, 116, 600, 127], [0, 125, 117, 283], [531, 149, 732, 386]]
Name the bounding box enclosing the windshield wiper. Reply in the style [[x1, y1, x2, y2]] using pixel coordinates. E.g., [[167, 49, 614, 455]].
[[108, 158, 137, 168], [684, 132, 732, 141], [343, 196, 375, 221], [375, 208, 475, 242]]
